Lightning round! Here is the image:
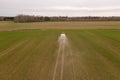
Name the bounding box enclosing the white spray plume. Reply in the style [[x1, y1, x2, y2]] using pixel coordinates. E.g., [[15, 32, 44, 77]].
[[58, 33, 67, 45]]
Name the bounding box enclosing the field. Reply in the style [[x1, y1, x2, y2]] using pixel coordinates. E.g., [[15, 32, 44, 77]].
[[0, 21, 120, 80], [0, 21, 120, 31]]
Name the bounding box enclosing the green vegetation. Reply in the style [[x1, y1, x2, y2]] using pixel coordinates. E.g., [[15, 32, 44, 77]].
[[0, 21, 120, 80]]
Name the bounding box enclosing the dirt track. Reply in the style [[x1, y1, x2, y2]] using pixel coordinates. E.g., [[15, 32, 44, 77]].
[[52, 42, 62, 80], [52, 35, 66, 80]]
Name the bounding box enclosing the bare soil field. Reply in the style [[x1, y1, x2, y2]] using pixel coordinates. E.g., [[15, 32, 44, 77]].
[[0, 21, 120, 31]]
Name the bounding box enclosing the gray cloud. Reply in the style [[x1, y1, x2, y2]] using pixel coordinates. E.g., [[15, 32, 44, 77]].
[[0, 0, 120, 16]]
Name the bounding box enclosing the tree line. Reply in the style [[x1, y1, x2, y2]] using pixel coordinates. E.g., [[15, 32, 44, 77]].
[[0, 16, 14, 21], [0, 15, 120, 22]]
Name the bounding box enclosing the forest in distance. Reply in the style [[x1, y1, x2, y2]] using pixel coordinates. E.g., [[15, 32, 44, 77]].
[[0, 15, 120, 23]]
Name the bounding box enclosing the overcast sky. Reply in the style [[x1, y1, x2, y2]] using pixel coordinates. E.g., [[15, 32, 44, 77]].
[[0, 0, 120, 16]]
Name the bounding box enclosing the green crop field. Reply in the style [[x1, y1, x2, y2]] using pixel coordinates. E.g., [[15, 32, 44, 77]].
[[0, 21, 120, 80]]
